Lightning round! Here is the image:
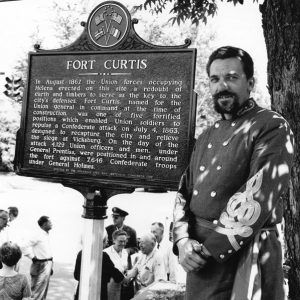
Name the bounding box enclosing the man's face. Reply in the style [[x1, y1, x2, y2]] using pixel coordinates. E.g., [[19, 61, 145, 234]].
[[43, 220, 52, 232], [209, 57, 254, 116], [112, 214, 124, 227], [139, 238, 154, 255], [113, 234, 127, 252], [8, 213, 14, 222], [150, 224, 164, 243], [0, 212, 8, 230]]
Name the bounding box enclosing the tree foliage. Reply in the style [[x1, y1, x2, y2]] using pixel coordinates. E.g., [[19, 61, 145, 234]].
[[137, 0, 300, 299], [50, 1, 88, 47], [0, 97, 21, 171], [14, 26, 44, 83], [13, 0, 88, 81], [133, 1, 268, 134], [132, 9, 218, 136], [0, 0, 88, 172], [134, 0, 255, 25], [0, 0, 216, 170]]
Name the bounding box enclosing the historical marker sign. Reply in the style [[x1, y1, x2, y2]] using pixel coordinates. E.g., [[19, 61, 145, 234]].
[[13, 3, 197, 300], [14, 0, 197, 190], [15, 49, 196, 189]]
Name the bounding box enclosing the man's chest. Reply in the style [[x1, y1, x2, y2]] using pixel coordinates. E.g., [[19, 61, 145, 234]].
[[193, 121, 254, 184], [189, 121, 256, 218]]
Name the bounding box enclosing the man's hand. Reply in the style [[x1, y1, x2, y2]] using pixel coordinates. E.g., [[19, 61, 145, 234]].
[[125, 248, 132, 255], [177, 238, 207, 272], [126, 267, 137, 280], [122, 275, 132, 286]]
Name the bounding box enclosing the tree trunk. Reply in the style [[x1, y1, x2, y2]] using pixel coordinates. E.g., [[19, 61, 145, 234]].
[[260, 1, 300, 299]]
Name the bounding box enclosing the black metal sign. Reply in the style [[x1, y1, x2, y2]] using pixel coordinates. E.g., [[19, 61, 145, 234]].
[[14, 1, 197, 190]]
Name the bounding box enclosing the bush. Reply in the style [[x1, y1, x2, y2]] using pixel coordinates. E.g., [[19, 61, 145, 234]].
[[0, 96, 21, 171]]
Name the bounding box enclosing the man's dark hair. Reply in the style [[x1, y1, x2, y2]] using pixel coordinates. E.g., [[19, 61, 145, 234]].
[[0, 242, 22, 266], [0, 210, 8, 221], [8, 207, 18, 218], [112, 229, 128, 240], [38, 216, 49, 227], [206, 46, 254, 79]]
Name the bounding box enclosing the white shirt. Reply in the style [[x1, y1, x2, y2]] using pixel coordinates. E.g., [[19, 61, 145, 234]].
[[133, 248, 166, 288], [156, 238, 186, 283], [169, 251, 186, 284], [103, 245, 128, 274], [23, 226, 52, 260], [0, 227, 9, 246], [6, 219, 25, 246], [156, 238, 172, 274]]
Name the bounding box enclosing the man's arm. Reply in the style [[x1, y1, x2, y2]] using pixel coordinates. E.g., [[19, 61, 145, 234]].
[[203, 114, 294, 262], [126, 261, 139, 280], [172, 153, 196, 252], [173, 138, 208, 271], [21, 233, 37, 260]]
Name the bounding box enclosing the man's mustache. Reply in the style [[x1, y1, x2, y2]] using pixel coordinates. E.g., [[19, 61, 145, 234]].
[[213, 91, 237, 100]]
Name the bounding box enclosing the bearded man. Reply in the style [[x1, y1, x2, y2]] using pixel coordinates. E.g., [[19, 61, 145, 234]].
[[173, 46, 294, 300]]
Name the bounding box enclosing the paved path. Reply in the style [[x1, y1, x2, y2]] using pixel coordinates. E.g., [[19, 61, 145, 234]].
[[48, 262, 77, 300], [1, 173, 81, 299], [0, 172, 175, 299], [19, 258, 77, 300]]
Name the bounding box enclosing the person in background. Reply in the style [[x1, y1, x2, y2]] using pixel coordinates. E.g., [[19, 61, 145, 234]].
[[7, 207, 18, 223], [173, 45, 294, 299], [151, 222, 173, 281], [0, 241, 31, 299], [23, 216, 53, 300], [0, 210, 9, 244], [6, 206, 23, 250], [6, 207, 22, 272], [105, 207, 138, 257], [150, 222, 165, 250], [74, 249, 125, 300], [104, 230, 132, 300], [0, 210, 9, 269], [126, 233, 166, 293], [0, 209, 9, 241], [168, 222, 186, 284]]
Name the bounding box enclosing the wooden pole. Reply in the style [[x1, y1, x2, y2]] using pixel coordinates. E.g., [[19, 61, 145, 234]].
[[79, 218, 104, 300]]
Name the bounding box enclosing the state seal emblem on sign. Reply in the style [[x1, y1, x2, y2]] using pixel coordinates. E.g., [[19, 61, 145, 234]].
[[87, 1, 130, 48]]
